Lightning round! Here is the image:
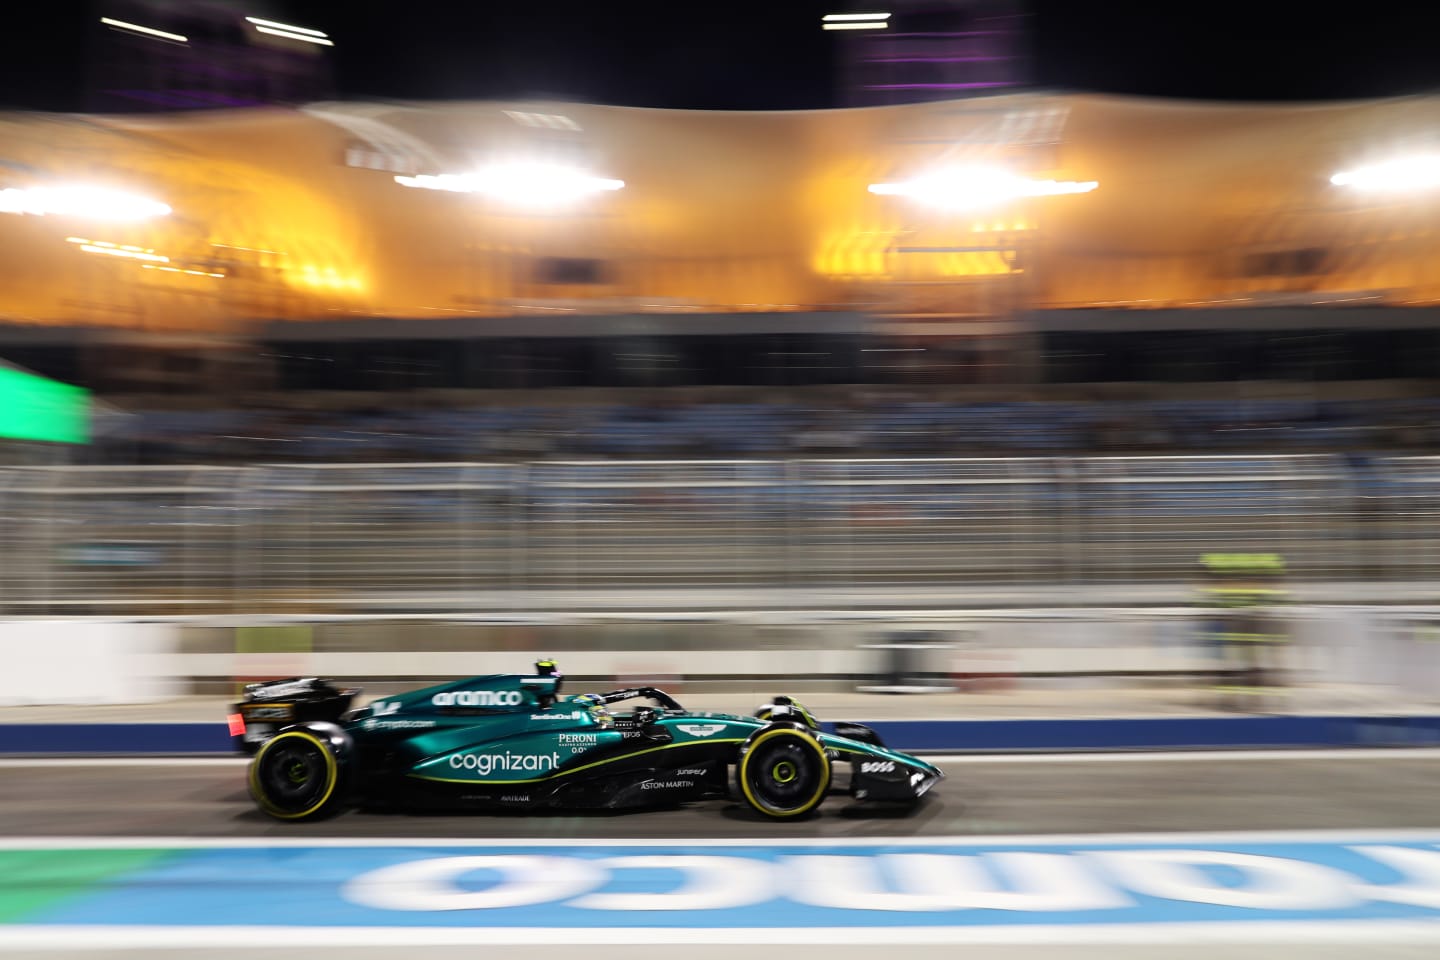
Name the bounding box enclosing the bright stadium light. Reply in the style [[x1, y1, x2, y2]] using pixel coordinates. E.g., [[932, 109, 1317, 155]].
[[245, 16, 327, 38], [1331, 155, 1440, 192], [822, 12, 890, 29], [252, 25, 335, 46], [394, 165, 625, 208], [99, 17, 188, 43], [0, 186, 172, 220], [246, 16, 333, 46], [65, 236, 169, 262], [869, 166, 1098, 210], [78, 244, 168, 263]]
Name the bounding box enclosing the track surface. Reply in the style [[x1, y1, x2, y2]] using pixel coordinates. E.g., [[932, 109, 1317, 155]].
[[4, 752, 1440, 838]]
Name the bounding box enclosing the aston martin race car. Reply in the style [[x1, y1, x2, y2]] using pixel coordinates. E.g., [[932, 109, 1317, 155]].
[[230, 660, 943, 820]]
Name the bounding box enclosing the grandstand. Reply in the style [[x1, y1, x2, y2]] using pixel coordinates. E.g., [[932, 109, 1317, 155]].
[[100, 396, 1440, 465], [3, 92, 1440, 460]]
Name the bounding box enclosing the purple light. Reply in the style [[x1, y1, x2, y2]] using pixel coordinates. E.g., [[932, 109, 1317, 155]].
[[106, 89, 264, 108], [841, 3, 1029, 107], [874, 31, 1014, 38], [864, 82, 1017, 91], [863, 56, 1014, 64]]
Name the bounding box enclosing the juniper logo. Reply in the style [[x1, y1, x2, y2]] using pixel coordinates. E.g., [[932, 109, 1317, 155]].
[[365, 719, 435, 731], [449, 750, 562, 776], [432, 690, 523, 708]]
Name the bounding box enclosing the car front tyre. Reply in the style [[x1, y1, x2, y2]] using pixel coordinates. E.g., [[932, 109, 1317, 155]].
[[736, 724, 832, 819]]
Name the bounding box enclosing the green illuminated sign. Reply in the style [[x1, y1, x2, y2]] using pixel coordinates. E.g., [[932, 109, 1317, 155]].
[[0, 366, 89, 444]]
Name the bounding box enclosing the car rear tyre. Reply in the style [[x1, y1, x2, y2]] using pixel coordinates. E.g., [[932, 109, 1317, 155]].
[[736, 724, 831, 818], [249, 728, 349, 821]]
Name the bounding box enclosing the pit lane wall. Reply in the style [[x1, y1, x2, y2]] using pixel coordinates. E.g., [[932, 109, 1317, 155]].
[[0, 606, 1430, 700], [3, 608, 1440, 753], [0, 621, 181, 706]]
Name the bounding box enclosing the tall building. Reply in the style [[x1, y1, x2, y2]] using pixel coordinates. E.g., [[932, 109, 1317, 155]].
[[87, 1, 333, 112], [833, 0, 1031, 106]]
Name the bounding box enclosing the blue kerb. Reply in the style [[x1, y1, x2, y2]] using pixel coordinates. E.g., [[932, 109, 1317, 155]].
[[5, 715, 1440, 754]]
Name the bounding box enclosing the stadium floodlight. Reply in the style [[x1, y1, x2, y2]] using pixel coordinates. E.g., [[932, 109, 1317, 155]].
[[394, 164, 625, 208], [869, 166, 1099, 210], [245, 16, 328, 38], [77, 244, 168, 263], [252, 25, 335, 46], [823, 12, 890, 29], [65, 236, 169, 263], [0, 186, 172, 220], [1330, 156, 1440, 192], [99, 17, 188, 43], [142, 264, 224, 277]]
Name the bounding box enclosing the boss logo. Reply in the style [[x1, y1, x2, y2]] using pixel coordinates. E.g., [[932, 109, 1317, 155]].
[[860, 761, 896, 774]]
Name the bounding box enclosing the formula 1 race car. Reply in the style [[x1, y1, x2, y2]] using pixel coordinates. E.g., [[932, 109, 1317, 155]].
[[230, 660, 943, 821]]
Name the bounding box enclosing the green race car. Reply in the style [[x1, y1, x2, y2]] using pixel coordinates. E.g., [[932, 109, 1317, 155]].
[[233, 659, 944, 821]]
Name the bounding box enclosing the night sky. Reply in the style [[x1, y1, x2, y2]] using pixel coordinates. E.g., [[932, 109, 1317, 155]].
[[4, 1, 1440, 112]]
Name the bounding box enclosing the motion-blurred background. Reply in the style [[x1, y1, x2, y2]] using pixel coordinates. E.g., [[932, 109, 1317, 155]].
[[4, 0, 1440, 713]]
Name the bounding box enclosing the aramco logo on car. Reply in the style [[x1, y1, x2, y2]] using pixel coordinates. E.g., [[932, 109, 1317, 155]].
[[432, 690, 523, 707]]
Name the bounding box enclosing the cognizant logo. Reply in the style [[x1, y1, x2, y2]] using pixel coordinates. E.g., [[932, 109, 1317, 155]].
[[432, 690, 523, 707], [449, 751, 562, 776]]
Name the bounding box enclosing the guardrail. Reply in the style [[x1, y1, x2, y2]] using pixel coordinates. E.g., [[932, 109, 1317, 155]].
[[1, 454, 1438, 614]]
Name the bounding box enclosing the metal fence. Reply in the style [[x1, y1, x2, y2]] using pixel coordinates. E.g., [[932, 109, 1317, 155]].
[[1, 454, 1438, 614]]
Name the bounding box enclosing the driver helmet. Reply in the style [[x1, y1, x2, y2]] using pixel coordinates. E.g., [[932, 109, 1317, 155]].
[[573, 693, 613, 727]]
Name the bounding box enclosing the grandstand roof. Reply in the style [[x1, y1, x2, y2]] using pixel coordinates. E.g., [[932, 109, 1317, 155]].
[[2, 92, 1439, 333]]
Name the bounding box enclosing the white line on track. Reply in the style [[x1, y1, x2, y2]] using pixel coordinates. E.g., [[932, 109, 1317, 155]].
[[5, 747, 1440, 769], [0, 757, 248, 768], [3, 921, 1440, 947], [6, 828, 1440, 849]]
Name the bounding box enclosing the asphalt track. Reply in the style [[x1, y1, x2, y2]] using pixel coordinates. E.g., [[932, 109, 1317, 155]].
[[4, 750, 1440, 839], [6, 751, 1440, 958]]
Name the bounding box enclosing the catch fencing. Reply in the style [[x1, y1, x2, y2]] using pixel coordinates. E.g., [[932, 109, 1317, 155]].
[[0, 455, 1437, 614]]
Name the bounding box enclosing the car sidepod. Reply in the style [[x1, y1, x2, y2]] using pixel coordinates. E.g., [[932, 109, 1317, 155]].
[[387, 710, 745, 812]]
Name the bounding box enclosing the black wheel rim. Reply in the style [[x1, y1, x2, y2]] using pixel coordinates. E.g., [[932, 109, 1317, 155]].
[[257, 739, 330, 813], [745, 735, 823, 812]]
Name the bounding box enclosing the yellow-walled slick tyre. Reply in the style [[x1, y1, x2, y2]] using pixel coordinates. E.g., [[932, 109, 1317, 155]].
[[249, 726, 350, 821], [736, 724, 832, 818]]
